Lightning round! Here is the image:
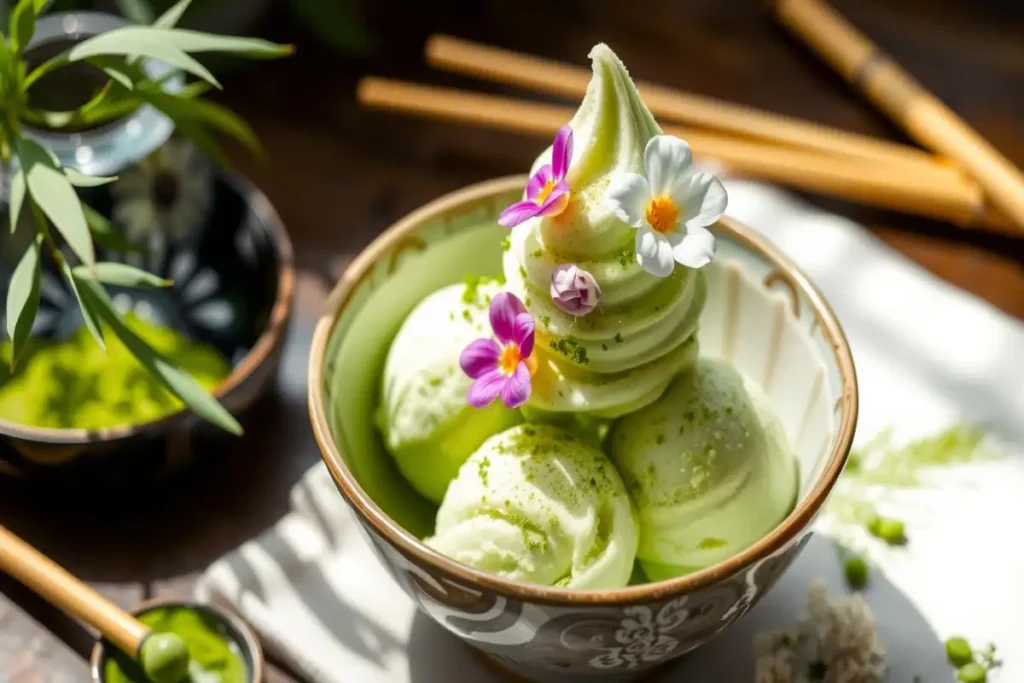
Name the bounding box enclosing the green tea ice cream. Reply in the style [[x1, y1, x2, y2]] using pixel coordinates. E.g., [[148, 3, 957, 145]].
[[609, 359, 798, 580], [378, 279, 521, 504], [428, 424, 638, 589], [501, 44, 708, 418]]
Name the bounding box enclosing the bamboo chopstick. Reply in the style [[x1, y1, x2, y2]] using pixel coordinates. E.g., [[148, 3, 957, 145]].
[[358, 77, 1011, 231], [425, 34, 957, 181], [773, 0, 1024, 232]]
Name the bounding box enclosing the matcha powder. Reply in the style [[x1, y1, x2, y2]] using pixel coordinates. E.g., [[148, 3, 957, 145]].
[[0, 313, 231, 430]]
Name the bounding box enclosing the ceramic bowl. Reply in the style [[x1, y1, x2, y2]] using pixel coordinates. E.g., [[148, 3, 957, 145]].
[[0, 171, 294, 488], [308, 176, 856, 681]]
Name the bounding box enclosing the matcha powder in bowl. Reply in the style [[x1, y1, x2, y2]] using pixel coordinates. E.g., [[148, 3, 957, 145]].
[[0, 313, 230, 430]]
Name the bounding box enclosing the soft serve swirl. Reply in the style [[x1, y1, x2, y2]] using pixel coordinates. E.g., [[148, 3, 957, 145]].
[[503, 44, 705, 418]]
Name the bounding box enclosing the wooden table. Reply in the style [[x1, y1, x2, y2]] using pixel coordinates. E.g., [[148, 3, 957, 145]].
[[1, 0, 1021, 679]]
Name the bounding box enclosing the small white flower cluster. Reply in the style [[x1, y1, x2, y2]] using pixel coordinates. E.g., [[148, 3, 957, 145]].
[[755, 580, 886, 683]]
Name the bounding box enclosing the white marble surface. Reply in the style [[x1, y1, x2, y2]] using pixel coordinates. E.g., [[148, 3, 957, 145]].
[[198, 181, 1024, 683]]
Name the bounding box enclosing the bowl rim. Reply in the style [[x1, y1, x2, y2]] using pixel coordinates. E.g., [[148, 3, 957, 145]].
[[308, 175, 858, 606], [0, 174, 295, 445]]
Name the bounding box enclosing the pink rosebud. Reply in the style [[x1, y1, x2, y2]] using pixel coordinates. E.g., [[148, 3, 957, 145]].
[[550, 264, 601, 316]]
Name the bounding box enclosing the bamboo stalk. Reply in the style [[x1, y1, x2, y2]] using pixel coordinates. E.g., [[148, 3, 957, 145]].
[[358, 77, 1011, 231], [773, 0, 1024, 232], [425, 34, 960, 184]]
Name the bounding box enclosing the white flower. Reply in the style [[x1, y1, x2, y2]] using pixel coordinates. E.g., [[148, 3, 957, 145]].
[[112, 138, 213, 244], [606, 135, 727, 278], [754, 580, 886, 683]]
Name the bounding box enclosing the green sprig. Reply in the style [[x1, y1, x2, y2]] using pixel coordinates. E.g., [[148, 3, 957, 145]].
[[0, 0, 291, 433]]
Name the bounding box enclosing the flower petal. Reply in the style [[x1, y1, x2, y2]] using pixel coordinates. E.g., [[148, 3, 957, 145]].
[[499, 200, 542, 228], [512, 312, 535, 358], [607, 173, 650, 228], [635, 225, 675, 278], [467, 369, 506, 408], [551, 125, 573, 180], [673, 225, 717, 269], [459, 338, 501, 379], [489, 292, 527, 345], [537, 180, 570, 215], [674, 172, 728, 228], [526, 165, 553, 200], [644, 135, 692, 196], [500, 363, 532, 408]]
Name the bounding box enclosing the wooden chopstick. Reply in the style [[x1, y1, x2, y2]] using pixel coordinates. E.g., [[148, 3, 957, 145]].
[[425, 34, 957, 181], [358, 77, 1012, 232], [773, 0, 1024, 233]]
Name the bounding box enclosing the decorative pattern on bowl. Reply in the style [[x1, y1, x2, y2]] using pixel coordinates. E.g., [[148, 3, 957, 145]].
[[309, 176, 856, 680]]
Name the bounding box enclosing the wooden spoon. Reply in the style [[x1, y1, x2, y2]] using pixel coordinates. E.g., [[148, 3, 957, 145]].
[[0, 525, 191, 683]]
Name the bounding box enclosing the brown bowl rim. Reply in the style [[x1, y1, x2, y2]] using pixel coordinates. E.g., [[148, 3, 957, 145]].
[[0, 175, 295, 446], [308, 175, 858, 606], [88, 597, 265, 683]]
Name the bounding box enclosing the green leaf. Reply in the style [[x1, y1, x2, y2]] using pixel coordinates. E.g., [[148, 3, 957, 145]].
[[98, 64, 135, 90], [5, 236, 40, 367], [83, 204, 144, 254], [114, 0, 154, 24], [60, 260, 105, 350], [0, 31, 13, 88], [17, 139, 95, 267], [64, 167, 117, 187], [8, 167, 24, 234], [74, 273, 243, 434], [153, 0, 191, 29], [67, 30, 220, 87], [10, 0, 38, 56], [73, 262, 170, 288], [139, 87, 262, 157]]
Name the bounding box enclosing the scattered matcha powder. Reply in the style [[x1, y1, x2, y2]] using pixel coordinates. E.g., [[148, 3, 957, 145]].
[[461, 309, 472, 323], [531, 248, 543, 258], [550, 335, 589, 365], [518, 266, 527, 280], [539, 315, 551, 327], [618, 248, 634, 269], [697, 537, 728, 551], [500, 236, 511, 251]]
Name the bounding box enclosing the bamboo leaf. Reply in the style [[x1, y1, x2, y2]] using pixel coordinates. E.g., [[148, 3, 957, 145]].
[[140, 87, 262, 157], [10, 0, 37, 56], [64, 167, 117, 187], [74, 273, 242, 434], [61, 260, 105, 350], [153, 0, 191, 29], [5, 236, 40, 367], [114, 0, 153, 24], [8, 168, 24, 234], [83, 204, 144, 254], [17, 139, 95, 267], [73, 262, 170, 288], [67, 31, 220, 87]]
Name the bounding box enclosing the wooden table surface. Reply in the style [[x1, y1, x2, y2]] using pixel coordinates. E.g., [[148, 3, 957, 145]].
[[1, 0, 1022, 680]]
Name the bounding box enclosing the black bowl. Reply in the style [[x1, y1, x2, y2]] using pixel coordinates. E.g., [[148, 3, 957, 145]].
[[0, 170, 294, 489]]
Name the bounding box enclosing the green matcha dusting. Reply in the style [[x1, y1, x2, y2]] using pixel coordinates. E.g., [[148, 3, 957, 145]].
[[550, 335, 589, 365], [539, 315, 551, 327], [500, 236, 511, 251], [827, 424, 999, 558], [0, 313, 230, 430], [617, 248, 634, 269], [461, 274, 502, 307], [103, 606, 247, 683]]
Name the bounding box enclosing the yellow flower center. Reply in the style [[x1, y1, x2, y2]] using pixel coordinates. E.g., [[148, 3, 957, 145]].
[[645, 195, 679, 234], [499, 344, 522, 375], [534, 180, 570, 217]]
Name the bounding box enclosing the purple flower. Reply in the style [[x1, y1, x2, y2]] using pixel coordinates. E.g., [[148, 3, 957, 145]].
[[499, 125, 574, 228], [550, 264, 601, 316], [460, 292, 538, 409]]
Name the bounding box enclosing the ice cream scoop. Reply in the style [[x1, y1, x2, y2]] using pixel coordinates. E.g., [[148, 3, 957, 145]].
[[608, 359, 798, 580], [378, 279, 521, 504], [502, 44, 705, 418], [428, 424, 638, 589]]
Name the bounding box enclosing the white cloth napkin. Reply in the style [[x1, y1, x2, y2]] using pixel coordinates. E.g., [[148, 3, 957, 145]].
[[196, 180, 1024, 683]]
